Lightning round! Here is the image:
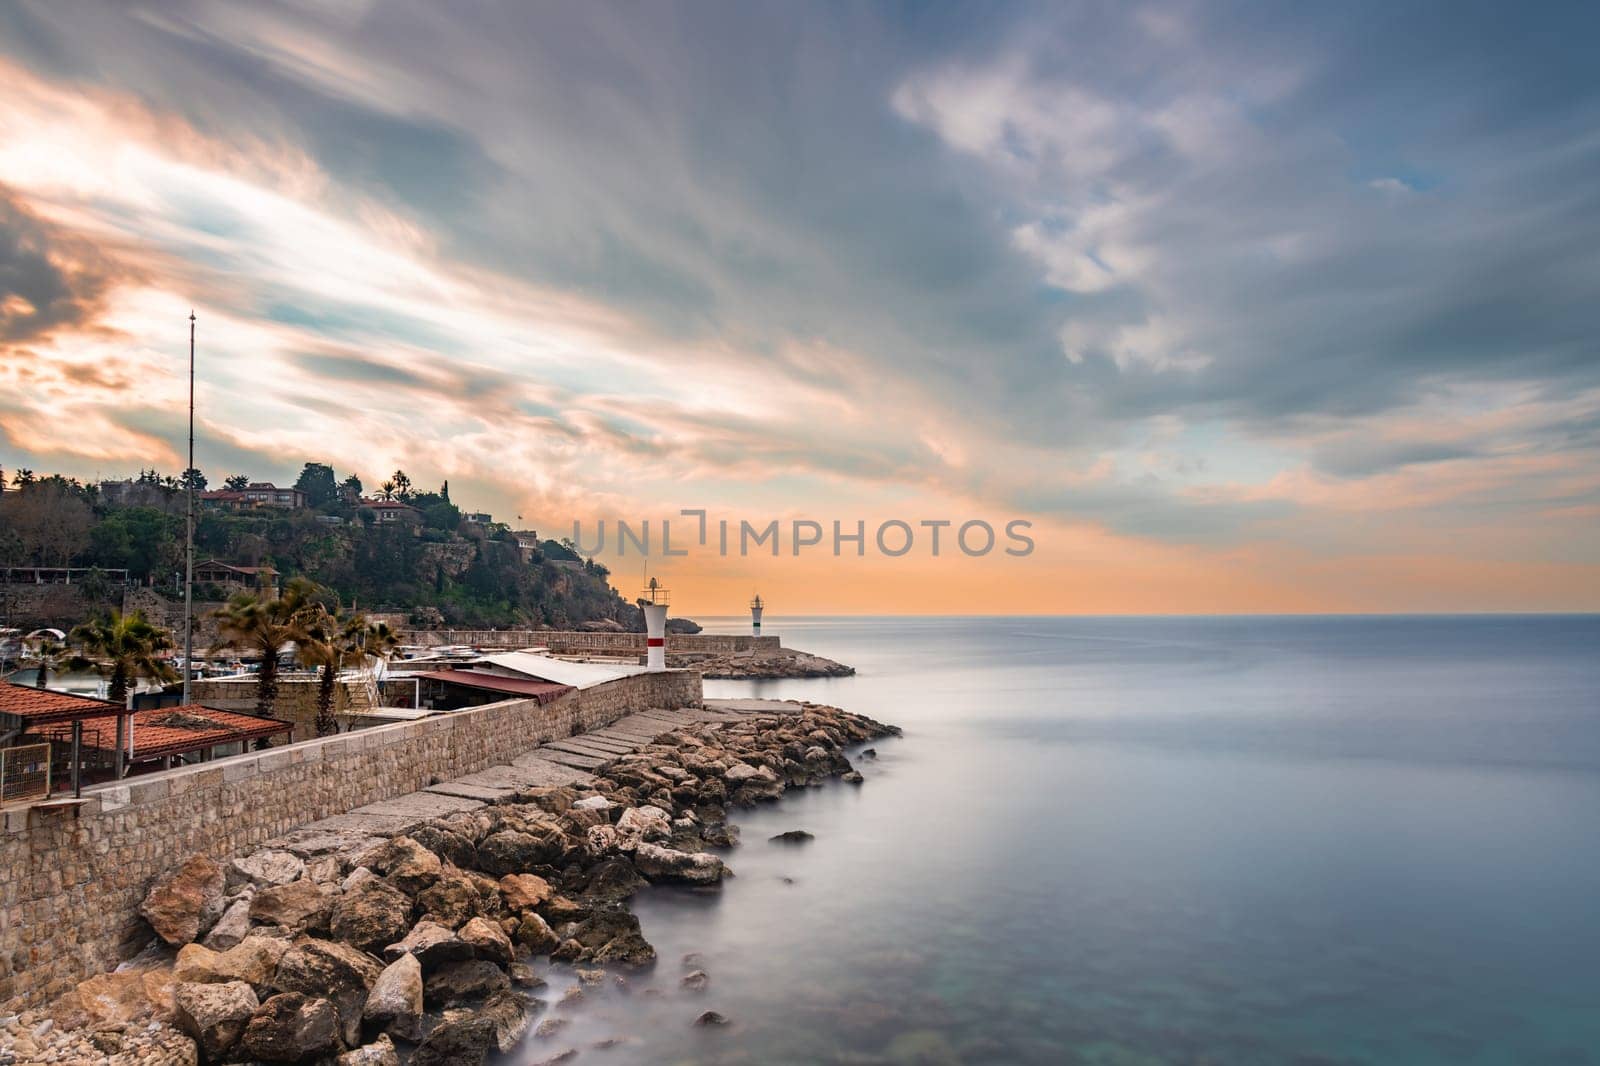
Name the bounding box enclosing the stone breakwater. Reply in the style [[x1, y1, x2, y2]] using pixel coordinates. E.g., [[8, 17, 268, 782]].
[[691, 650, 855, 680], [12, 703, 897, 1065]]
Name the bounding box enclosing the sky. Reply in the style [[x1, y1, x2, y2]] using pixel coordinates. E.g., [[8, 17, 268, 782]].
[[0, 0, 1597, 615]]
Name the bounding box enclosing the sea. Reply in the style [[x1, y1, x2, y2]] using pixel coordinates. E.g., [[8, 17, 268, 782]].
[[504, 614, 1600, 1066]]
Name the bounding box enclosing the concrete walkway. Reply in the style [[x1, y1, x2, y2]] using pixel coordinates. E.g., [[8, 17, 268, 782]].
[[262, 699, 801, 860]]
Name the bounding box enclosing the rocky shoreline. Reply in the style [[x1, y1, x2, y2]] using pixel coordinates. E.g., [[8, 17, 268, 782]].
[[11, 703, 897, 1065], [689, 649, 856, 680]]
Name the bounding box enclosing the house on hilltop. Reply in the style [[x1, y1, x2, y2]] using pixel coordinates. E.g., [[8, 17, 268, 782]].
[[200, 482, 305, 510], [361, 499, 422, 525]]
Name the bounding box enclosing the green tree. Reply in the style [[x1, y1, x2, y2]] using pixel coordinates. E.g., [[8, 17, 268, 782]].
[[30, 636, 67, 689], [69, 610, 177, 706], [341, 473, 363, 501], [294, 463, 338, 508], [299, 608, 399, 736], [390, 470, 412, 501], [224, 474, 251, 491], [181, 468, 207, 492], [211, 578, 320, 717]]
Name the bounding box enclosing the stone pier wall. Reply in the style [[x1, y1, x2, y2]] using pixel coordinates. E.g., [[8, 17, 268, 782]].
[[398, 628, 781, 655], [0, 669, 700, 1010]]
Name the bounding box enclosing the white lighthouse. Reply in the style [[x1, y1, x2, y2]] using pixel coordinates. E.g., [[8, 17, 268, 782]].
[[641, 578, 669, 671], [750, 593, 764, 636]]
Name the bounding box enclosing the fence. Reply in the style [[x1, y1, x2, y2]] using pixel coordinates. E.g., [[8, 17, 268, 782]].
[[0, 744, 51, 805]]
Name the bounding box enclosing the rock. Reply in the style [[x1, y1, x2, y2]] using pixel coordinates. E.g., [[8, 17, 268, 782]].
[[860, 748, 877, 759], [459, 917, 514, 967], [238, 991, 340, 1062], [425, 959, 511, 1008], [478, 989, 534, 1053], [614, 805, 671, 850], [304, 854, 342, 884], [410, 1011, 496, 1066], [416, 874, 480, 928], [551, 938, 584, 962], [541, 895, 590, 924], [572, 857, 648, 904], [499, 873, 553, 911], [409, 824, 478, 870], [340, 867, 378, 893], [330, 880, 414, 954], [227, 850, 305, 891], [570, 795, 612, 812], [722, 762, 763, 784], [362, 954, 423, 1042], [201, 897, 254, 951], [369, 836, 444, 895], [141, 854, 226, 946], [272, 939, 383, 1048], [174, 936, 289, 991], [694, 1010, 729, 1026], [338, 1033, 401, 1066], [384, 919, 472, 971], [842, 771, 864, 784], [585, 824, 619, 855], [572, 909, 655, 966], [172, 980, 257, 1060], [701, 822, 740, 847], [514, 912, 562, 955], [477, 829, 565, 876], [633, 843, 728, 886], [249, 880, 331, 929], [681, 970, 709, 992], [769, 830, 814, 844]]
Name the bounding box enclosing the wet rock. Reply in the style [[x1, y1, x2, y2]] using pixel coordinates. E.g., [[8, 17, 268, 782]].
[[701, 822, 740, 847], [383, 920, 472, 970], [227, 849, 304, 891], [769, 829, 814, 844], [410, 1011, 496, 1066], [572, 857, 647, 904], [614, 805, 671, 850], [514, 911, 562, 955], [681, 970, 709, 992], [172, 979, 258, 1059], [572, 909, 655, 966], [509, 962, 544, 988], [331, 880, 414, 954], [249, 879, 331, 929], [424, 959, 511, 1008], [633, 843, 727, 886], [694, 1010, 729, 1026], [141, 854, 226, 946], [499, 872, 553, 911], [238, 991, 340, 1062], [534, 1017, 569, 1038], [338, 1033, 401, 1066], [541, 895, 590, 924], [843, 771, 865, 784], [479, 989, 535, 1053], [362, 953, 423, 1042], [860, 748, 877, 759]]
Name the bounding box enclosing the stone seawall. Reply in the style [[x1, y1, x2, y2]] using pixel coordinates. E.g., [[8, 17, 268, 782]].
[[0, 669, 700, 1011], [397, 628, 781, 655]]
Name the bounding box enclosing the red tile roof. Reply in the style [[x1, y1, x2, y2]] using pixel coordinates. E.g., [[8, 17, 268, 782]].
[[0, 682, 122, 724], [32, 704, 291, 761], [415, 670, 573, 704]]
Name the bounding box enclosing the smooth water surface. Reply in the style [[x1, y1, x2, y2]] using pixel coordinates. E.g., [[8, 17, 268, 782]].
[[507, 615, 1600, 1066]]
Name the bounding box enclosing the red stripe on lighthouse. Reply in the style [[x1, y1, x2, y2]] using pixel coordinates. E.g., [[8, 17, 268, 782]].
[[647, 637, 664, 647]]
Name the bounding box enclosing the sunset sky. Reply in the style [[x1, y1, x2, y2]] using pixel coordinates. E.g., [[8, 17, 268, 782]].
[[1, 2, 1597, 615]]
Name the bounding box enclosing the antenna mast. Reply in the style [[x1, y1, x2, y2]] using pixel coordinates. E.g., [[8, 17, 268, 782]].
[[182, 311, 196, 704]]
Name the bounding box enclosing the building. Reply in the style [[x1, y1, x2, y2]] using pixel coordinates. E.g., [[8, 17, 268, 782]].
[[361, 499, 422, 525], [199, 483, 305, 510], [193, 559, 279, 595], [463, 511, 494, 525]]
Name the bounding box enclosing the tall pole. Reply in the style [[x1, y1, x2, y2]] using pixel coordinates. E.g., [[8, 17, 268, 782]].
[[182, 311, 196, 705]]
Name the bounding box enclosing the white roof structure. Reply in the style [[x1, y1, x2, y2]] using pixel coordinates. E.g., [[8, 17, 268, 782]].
[[479, 651, 649, 690]]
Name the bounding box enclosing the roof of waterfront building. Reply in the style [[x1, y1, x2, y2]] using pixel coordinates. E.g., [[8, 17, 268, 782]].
[[477, 651, 650, 690], [0, 681, 122, 724], [31, 704, 292, 760], [412, 670, 574, 703]]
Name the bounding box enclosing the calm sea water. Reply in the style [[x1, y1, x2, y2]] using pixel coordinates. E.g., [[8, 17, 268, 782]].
[[508, 615, 1600, 1066]]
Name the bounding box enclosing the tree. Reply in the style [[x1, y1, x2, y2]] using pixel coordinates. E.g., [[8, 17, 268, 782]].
[[14, 469, 35, 488], [30, 636, 67, 689], [69, 610, 177, 706], [294, 463, 338, 508], [300, 608, 398, 737], [181, 468, 207, 493], [390, 470, 412, 501], [341, 473, 363, 501], [211, 578, 320, 717], [0, 477, 93, 566], [378, 479, 397, 501], [224, 474, 251, 491]]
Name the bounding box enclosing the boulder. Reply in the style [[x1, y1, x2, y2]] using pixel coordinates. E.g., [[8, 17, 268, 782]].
[[227, 849, 305, 891], [362, 953, 423, 1042], [140, 854, 226, 946], [615, 805, 671, 850], [477, 829, 565, 877], [383, 920, 472, 970], [633, 843, 728, 886], [369, 836, 443, 895], [770, 829, 814, 844], [459, 917, 514, 967], [330, 880, 414, 954], [572, 909, 655, 966], [174, 936, 289, 991], [424, 959, 511, 1008], [409, 1011, 496, 1066], [416, 874, 480, 928], [478, 989, 535, 1054], [341, 866, 378, 893], [238, 991, 340, 1062], [409, 824, 477, 869], [695, 1010, 729, 1027], [498, 873, 552, 912], [572, 858, 647, 904], [173, 980, 258, 1060], [201, 896, 254, 951], [681, 970, 709, 992], [338, 1033, 401, 1066], [570, 795, 612, 812], [249, 880, 331, 929], [272, 939, 383, 1048], [513, 912, 561, 955]]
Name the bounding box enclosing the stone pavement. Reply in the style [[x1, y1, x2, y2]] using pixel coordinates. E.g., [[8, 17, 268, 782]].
[[260, 699, 801, 861]]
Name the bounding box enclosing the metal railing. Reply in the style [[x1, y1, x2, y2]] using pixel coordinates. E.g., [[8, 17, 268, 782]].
[[1, 743, 52, 806]]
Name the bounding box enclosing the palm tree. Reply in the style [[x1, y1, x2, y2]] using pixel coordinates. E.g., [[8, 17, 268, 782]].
[[212, 578, 320, 717], [378, 479, 397, 501], [69, 610, 178, 705], [300, 609, 399, 736], [391, 470, 412, 500]]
